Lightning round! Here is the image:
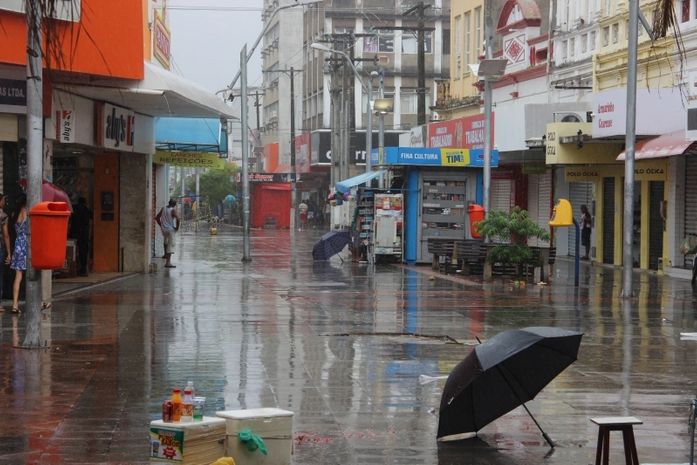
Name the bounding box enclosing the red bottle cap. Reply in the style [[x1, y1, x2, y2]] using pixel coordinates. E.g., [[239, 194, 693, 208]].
[[173, 388, 181, 393]]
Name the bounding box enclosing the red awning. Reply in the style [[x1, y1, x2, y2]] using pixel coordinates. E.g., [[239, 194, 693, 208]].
[[617, 130, 697, 160]]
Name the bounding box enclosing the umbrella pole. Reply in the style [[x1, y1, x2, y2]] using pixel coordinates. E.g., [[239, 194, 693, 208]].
[[475, 337, 555, 448], [520, 402, 555, 448]]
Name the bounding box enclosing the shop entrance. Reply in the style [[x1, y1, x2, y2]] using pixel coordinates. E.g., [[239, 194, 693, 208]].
[[568, 182, 593, 257], [93, 153, 120, 272], [602, 177, 615, 264], [648, 181, 665, 270], [632, 181, 641, 268]]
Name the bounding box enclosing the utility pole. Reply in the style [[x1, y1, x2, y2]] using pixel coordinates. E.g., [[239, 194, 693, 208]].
[[289, 66, 297, 230], [365, 75, 373, 173], [621, 0, 640, 298], [483, 0, 494, 217], [254, 91, 262, 172], [378, 69, 385, 189], [241, 44, 251, 262], [401, 2, 432, 126], [23, 0, 44, 348]]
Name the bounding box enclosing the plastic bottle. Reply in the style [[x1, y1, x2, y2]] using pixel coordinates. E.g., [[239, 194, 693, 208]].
[[171, 388, 183, 422], [186, 381, 195, 398], [181, 387, 194, 422]]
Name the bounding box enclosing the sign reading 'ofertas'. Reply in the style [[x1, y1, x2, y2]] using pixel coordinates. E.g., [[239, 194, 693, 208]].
[[154, 151, 225, 169]]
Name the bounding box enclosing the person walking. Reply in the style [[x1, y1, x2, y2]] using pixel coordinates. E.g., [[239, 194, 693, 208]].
[[71, 197, 92, 276], [0, 194, 11, 311], [580, 204, 592, 260], [10, 194, 27, 314], [155, 199, 180, 268], [298, 200, 309, 231]]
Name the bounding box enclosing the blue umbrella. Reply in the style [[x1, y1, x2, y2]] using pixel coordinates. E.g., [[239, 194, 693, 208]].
[[312, 231, 351, 261]]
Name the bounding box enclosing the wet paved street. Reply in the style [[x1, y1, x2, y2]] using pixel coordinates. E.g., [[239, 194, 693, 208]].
[[1, 229, 697, 465]]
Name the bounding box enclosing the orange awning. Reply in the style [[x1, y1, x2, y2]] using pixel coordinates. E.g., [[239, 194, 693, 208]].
[[617, 130, 697, 160]]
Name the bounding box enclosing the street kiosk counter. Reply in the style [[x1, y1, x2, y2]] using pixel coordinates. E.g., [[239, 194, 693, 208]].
[[372, 147, 499, 264]]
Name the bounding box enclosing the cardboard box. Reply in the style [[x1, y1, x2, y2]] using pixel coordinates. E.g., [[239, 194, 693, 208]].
[[150, 416, 226, 465], [216, 408, 294, 465]]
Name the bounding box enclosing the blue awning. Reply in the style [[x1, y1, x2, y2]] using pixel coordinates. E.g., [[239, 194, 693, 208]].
[[336, 170, 387, 194]]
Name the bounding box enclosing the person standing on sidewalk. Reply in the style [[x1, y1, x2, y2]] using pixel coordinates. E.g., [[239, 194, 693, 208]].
[[156, 199, 180, 268], [0, 194, 11, 311], [580, 204, 592, 260], [10, 194, 27, 314], [71, 197, 92, 277]]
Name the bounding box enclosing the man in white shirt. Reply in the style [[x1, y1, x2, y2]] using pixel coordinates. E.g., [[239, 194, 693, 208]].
[[155, 199, 180, 268]]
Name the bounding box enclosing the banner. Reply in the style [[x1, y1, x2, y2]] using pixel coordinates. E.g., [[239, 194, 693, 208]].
[[154, 151, 225, 169]]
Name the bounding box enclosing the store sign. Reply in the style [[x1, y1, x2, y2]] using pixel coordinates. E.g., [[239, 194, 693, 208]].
[[294, 132, 311, 173], [234, 173, 296, 183], [153, 13, 171, 70], [374, 147, 499, 168], [0, 78, 26, 107], [55, 109, 76, 143], [154, 151, 225, 169], [96, 102, 136, 151], [310, 130, 401, 165], [564, 160, 667, 182], [427, 114, 493, 149], [399, 125, 426, 147], [593, 88, 683, 138], [150, 427, 184, 461], [546, 122, 621, 165]]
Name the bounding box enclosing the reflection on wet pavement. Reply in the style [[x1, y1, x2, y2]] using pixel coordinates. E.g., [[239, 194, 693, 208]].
[[0, 229, 696, 464]]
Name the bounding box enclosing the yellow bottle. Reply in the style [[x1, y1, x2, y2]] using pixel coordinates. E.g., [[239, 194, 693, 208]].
[[171, 388, 183, 422]]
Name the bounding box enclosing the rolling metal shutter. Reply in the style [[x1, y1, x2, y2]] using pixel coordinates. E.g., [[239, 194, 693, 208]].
[[602, 177, 615, 264], [491, 178, 514, 213], [568, 182, 593, 257], [527, 172, 552, 247], [685, 157, 697, 236]]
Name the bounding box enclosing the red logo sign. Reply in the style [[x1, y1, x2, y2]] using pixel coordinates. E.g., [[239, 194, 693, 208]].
[[427, 114, 493, 149]]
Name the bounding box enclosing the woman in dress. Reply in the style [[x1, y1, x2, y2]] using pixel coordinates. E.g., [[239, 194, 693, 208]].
[[10, 194, 27, 314]]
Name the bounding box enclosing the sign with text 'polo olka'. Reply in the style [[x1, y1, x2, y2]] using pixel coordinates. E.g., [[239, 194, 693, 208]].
[[95, 102, 136, 151]]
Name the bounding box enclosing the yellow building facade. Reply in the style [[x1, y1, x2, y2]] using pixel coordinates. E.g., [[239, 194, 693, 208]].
[[589, 1, 679, 270], [435, 0, 485, 120]]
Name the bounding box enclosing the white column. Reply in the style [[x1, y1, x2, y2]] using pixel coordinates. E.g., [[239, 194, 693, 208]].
[[393, 76, 402, 129]]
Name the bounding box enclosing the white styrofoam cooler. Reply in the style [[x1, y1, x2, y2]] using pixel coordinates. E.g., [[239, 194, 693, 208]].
[[149, 416, 226, 465], [216, 408, 294, 465]]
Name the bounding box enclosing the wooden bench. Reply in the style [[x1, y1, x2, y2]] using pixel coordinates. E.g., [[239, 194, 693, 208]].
[[590, 416, 642, 465]]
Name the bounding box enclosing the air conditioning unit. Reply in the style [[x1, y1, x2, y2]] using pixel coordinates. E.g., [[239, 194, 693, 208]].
[[554, 111, 592, 123], [687, 104, 697, 141]]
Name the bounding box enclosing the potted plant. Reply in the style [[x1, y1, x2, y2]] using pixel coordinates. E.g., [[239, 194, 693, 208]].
[[474, 207, 551, 277]]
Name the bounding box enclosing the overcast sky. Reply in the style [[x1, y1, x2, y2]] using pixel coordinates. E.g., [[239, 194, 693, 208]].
[[168, 1, 264, 94]]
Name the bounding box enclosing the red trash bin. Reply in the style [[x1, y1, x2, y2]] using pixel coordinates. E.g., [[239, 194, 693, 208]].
[[468, 204, 485, 239], [29, 201, 71, 269]]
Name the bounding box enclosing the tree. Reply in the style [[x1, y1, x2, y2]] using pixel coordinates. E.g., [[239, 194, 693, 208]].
[[189, 163, 239, 207], [475, 207, 551, 273]]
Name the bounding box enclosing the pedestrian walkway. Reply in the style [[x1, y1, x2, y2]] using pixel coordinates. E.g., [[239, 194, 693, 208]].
[[0, 229, 696, 465]]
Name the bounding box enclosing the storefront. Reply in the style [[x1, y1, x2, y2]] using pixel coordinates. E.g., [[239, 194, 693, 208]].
[[373, 146, 499, 264]]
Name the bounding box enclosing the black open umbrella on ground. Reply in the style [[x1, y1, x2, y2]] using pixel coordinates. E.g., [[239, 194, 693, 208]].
[[437, 326, 583, 447], [312, 230, 351, 261]]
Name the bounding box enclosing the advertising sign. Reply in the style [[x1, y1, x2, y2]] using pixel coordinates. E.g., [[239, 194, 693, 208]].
[[96, 102, 135, 151], [546, 122, 621, 165], [0, 78, 26, 107], [592, 87, 684, 138], [427, 113, 492, 149], [311, 130, 402, 165], [153, 12, 171, 70], [154, 151, 225, 169], [374, 147, 499, 168], [234, 173, 297, 183], [55, 109, 76, 143], [150, 427, 184, 461], [564, 159, 667, 182], [294, 132, 311, 173]]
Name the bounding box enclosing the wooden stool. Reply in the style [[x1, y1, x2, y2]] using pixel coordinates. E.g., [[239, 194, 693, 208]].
[[590, 416, 642, 465]]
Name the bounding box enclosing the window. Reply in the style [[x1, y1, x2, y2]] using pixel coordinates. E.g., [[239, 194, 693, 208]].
[[569, 37, 575, 57], [590, 30, 596, 50], [581, 33, 587, 54], [602, 26, 610, 46], [464, 12, 471, 65], [682, 0, 690, 22], [475, 7, 482, 58], [454, 15, 462, 75], [561, 40, 568, 61], [400, 91, 431, 114], [604, 0, 611, 15], [363, 29, 394, 53], [402, 31, 433, 54], [612, 23, 619, 43]]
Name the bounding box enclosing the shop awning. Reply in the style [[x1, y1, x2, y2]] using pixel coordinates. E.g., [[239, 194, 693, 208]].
[[55, 62, 236, 119], [617, 130, 697, 160], [336, 170, 387, 194]]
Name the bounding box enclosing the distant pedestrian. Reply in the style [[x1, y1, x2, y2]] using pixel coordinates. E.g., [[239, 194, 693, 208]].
[[324, 201, 331, 227], [71, 197, 92, 276], [0, 194, 11, 311], [298, 201, 309, 231], [156, 199, 180, 268], [10, 194, 27, 314], [580, 205, 592, 260]]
